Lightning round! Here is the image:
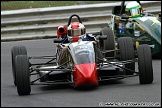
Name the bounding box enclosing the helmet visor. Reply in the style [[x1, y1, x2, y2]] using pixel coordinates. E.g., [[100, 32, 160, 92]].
[[130, 8, 140, 16], [126, 8, 141, 17], [68, 28, 84, 37]]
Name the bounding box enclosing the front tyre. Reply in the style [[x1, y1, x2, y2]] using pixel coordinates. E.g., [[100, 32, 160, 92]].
[[15, 55, 31, 95], [11, 46, 27, 86], [137, 45, 153, 84]]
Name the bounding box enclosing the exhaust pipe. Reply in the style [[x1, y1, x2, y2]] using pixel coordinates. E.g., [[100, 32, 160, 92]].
[[57, 25, 67, 38]]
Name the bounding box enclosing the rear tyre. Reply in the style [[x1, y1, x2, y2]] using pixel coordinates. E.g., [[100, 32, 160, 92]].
[[100, 27, 115, 58], [11, 46, 27, 86], [137, 45, 153, 84], [95, 46, 104, 64], [118, 37, 135, 75], [15, 55, 31, 95]]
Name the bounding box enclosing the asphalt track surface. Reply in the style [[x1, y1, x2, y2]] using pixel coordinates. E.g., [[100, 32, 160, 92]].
[[1, 39, 161, 107]]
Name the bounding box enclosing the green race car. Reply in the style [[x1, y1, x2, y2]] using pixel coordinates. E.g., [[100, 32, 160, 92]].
[[108, 1, 161, 58]]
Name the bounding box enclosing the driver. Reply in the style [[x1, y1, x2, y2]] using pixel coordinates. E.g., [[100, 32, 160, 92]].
[[125, 1, 143, 31], [125, 1, 143, 18], [61, 22, 95, 43], [67, 22, 86, 42]]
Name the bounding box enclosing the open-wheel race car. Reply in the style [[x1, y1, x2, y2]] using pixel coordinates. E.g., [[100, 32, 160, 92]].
[[11, 14, 153, 95], [108, 1, 161, 58]]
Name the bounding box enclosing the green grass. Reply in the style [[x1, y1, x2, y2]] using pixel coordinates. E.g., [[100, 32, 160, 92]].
[[1, 1, 75, 10], [1, 1, 119, 10]]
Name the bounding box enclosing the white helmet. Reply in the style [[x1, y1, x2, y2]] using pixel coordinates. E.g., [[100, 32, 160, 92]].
[[125, 1, 142, 18], [67, 22, 86, 42]]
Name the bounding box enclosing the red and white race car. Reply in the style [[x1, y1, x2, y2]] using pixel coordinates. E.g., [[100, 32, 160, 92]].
[[11, 14, 153, 95]]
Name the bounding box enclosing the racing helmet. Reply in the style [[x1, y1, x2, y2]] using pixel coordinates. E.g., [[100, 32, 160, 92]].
[[125, 1, 142, 18], [67, 22, 86, 42]]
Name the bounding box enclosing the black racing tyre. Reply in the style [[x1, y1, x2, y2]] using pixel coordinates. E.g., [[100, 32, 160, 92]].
[[100, 27, 115, 58], [137, 44, 153, 84], [118, 37, 135, 75], [11, 46, 27, 86], [15, 55, 31, 95]]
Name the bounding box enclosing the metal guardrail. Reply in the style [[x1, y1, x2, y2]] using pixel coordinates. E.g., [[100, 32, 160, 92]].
[[1, 1, 161, 42]]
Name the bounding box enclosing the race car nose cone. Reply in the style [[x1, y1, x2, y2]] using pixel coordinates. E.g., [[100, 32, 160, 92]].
[[73, 63, 98, 87]]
